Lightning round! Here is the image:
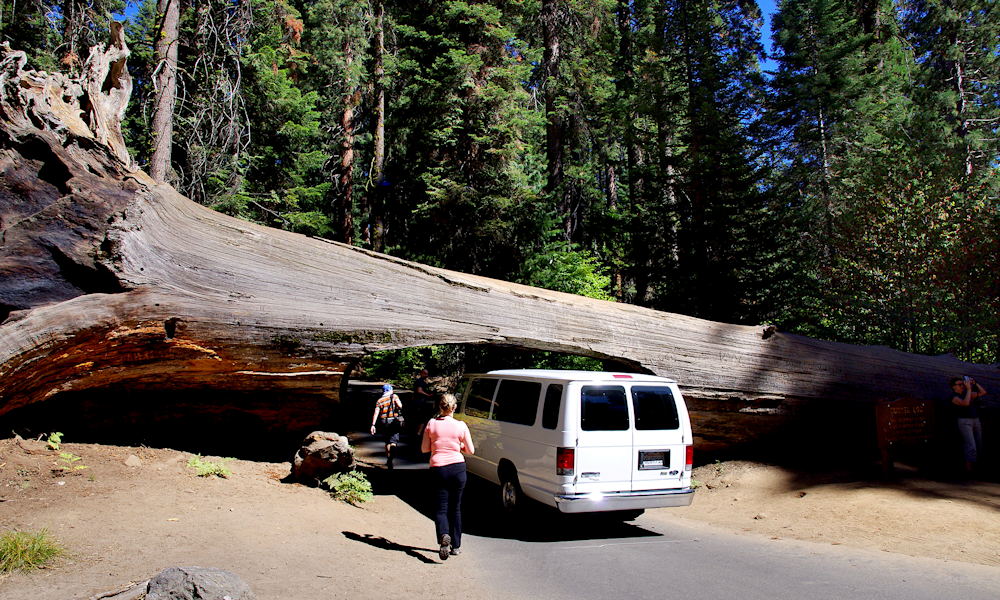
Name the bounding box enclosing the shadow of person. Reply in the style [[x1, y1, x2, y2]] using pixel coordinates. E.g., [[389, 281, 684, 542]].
[[342, 531, 440, 564], [363, 466, 662, 543]]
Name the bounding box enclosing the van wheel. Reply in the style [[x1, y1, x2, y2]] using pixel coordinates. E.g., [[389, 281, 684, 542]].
[[499, 471, 523, 514]]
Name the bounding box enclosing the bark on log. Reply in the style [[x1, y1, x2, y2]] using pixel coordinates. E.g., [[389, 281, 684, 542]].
[[1, 38, 997, 452]]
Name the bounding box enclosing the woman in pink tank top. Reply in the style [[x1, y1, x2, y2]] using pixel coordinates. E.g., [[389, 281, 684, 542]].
[[421, 393, 475, 560]]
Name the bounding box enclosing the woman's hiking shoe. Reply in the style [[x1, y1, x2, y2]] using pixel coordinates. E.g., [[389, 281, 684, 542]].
[[439, 534, 452, 561], [449, 547, 461, 556]]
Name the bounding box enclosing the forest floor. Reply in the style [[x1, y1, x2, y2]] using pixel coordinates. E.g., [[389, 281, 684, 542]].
[[1, 436, 998, 599]]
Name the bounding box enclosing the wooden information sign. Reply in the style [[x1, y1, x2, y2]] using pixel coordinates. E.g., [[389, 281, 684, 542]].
[[875, 397, 934, 473]]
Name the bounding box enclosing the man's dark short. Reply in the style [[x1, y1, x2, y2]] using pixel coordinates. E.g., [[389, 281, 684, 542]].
[[379, 418, 402, 445]]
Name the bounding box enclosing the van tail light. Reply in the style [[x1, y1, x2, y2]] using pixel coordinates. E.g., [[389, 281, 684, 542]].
[[557, 447, 575, 476], [684, 445, 693, 472]]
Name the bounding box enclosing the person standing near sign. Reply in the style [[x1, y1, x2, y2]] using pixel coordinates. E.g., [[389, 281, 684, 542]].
[[950, 376, 987, 474], [371, 384, 404, 469]]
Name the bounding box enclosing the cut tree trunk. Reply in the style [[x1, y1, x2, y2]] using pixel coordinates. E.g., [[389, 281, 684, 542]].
[[1, 36, 996, 452]]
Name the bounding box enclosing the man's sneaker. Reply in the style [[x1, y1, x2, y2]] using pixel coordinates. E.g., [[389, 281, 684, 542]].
[[439, 534, 452, 561], [449, 547, 461, 556]]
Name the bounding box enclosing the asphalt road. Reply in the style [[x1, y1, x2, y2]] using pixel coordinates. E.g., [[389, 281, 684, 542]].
[[356, 433, 1000, 600], [463, 508, 1000, 600]]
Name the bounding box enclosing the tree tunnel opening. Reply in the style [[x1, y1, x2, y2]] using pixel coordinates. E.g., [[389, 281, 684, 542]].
[[0, 387, 343, 462], [0, 344, 643, 463], [359, 343, 647, 389]]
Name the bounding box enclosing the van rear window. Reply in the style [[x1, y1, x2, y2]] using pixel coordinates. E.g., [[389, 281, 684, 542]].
[[493, 380, 541, 426], [632, 386, 680, 430], [542, 384, 562, 429], [581, 386, 629, 431]]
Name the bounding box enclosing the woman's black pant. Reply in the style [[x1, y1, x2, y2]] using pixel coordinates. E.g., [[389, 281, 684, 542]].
[[430, 461, 467, 548]]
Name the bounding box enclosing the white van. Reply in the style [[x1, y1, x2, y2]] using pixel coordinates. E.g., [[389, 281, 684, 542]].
[[455, 369, 694, 516]]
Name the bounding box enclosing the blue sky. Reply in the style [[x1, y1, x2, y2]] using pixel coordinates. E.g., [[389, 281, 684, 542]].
[[759, 0, 779, 71]]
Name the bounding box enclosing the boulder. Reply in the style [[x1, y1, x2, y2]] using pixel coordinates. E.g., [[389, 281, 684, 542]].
[[289, 431, 355, 483], [145, 566, 254, 600]]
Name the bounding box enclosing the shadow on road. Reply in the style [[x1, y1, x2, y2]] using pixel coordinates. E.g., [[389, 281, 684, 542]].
[[363, 465, 662, 543]]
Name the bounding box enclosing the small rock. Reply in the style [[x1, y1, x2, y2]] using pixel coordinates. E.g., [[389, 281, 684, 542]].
[[289, 431, 355, 483], [753, 513, 766, 520], [146, 566, 255, 600], [124, 455, 142, 468]]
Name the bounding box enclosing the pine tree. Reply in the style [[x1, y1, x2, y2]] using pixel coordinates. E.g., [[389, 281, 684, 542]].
[[382, 0, 544, 278], [0, 0, 124, 72], [768, 0, 867, 245], [298, 0, 373, 244], [902, 0, 1000, 180], [637, 0, 772, 323]]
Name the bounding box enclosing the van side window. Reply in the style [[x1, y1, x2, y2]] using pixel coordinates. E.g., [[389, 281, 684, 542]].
[[632, 386, 680, 430], [581, 386, 629, 431], [493, 379, 541, 426], [452, 379, 470, 413], [542, 384, 562, 429], [465, 378, 497, 419]]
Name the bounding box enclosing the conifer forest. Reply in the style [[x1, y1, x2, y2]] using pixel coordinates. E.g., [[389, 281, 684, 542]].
[[3, 0, 998, 363]]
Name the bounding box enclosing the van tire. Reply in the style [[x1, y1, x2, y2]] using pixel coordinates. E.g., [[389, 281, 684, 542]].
[[499, 471, 523, 514]]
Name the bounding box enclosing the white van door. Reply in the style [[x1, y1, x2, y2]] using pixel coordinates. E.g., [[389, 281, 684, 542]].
[[630, 384, 686, 491], [460, 377, 501, 483], [574, 384, 633, 494]]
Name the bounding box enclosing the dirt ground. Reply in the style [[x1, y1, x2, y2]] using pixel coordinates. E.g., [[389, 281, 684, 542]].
[[1, 436, 998, 599]]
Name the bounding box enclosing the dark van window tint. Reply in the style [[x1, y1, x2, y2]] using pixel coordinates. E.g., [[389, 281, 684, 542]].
[[542, 384, 563, 429], [452, 379, 470, 410], [581, 386, 629, 431], [632, 386, 680, 430], [465, 378, 497, 419], [493, 380, 541, 426]]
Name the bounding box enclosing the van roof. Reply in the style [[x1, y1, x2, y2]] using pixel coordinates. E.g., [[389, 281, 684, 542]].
[[481, 369, 676, 383]]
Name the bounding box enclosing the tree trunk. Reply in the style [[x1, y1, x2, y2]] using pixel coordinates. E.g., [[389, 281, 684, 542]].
[[337, 39, 357, 244], [60, 0, 84, 71], [541, 0, 567, 238], [150, 0, 180, 183], [2, 38, 997, 453], [369, 0, 386, 251]]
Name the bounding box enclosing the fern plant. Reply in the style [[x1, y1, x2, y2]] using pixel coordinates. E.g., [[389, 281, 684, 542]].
[[55, 452, 88, 473], [44, 432, 63, 451], [323, 471, 373, 505], [187, 455, 233, 478]]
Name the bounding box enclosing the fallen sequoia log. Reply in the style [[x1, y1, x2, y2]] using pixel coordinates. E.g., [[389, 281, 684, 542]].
[[1, 33, 997, 453]]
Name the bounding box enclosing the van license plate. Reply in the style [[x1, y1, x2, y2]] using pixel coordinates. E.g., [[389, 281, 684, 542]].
[[639, 450, 669, 470]]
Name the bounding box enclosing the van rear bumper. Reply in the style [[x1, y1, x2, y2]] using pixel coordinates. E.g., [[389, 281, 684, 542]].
[[554, 487, 695, 513]]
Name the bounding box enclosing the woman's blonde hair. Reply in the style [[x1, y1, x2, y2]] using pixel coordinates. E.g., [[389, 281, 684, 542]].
[[438, 393, 458, 414]]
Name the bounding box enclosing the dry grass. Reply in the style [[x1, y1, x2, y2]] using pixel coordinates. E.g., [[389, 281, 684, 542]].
[[0, 529, 64, 574]]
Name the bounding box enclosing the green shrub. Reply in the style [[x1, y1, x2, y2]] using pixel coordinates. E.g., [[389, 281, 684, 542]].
[[0, 529, 64, 573], [187, 455, 233, 478], [44, 432, 63, 451], [323, 471, 373, 505], [55, 452, 88, 473]]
